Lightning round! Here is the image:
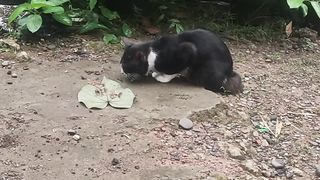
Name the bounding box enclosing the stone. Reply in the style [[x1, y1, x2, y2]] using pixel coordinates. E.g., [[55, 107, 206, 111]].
[[11, 73, 17, 78], [315, 164, 320, 176], [72, 134, 81, 141], [270, 114, 277, 121], [227, 145, 244, 160], [292, 167, 304, 177], [1, 61, 10, 67], [261, 139, 269, 147], [179, 118, 193, 130], [47, 44, 56, 50], [7, 81, 13, 85], [111, 158, 120, 166], [23, 66, 29, 70], [271, 159, 285, 169], [67, 129, 77, 135], [241, 160, 260, 175], [16, 51, 30, 60]]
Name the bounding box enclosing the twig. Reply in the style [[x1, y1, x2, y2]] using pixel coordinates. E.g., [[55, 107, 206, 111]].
[[259, 114, 275, 136], [287, 111, 317, 117]]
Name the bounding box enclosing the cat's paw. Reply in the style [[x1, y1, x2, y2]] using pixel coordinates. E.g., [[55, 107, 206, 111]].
[[154, 73, 178, 83]]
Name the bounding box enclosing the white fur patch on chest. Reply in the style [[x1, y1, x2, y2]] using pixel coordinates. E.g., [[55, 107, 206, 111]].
[[146, 48, 157, 75]]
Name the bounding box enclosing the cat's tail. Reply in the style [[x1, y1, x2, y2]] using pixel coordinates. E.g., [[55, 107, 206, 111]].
[[222, 71, 244, 95]]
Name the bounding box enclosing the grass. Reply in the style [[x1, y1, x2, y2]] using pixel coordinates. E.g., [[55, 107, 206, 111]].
[[180, 3, 285, 42]]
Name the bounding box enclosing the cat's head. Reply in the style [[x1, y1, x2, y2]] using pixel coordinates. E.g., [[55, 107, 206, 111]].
[[120, 42, 149, 76]]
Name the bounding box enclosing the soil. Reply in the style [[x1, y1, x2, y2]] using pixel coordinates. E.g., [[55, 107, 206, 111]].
[[0, 33, 319, 180]]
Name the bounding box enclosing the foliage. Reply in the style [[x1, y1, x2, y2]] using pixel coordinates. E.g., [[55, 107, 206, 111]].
[[287, 0, 320, 18], [8, 0, 71, 33]]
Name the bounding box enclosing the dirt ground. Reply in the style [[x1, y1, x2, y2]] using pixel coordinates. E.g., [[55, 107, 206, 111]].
[[0, 33, 319, 180]]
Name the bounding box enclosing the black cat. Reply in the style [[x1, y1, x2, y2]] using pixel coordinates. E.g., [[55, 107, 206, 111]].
[[120, 29, 243, 94]]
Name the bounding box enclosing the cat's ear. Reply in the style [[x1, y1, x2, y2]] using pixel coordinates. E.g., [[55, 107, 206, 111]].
[[121, 37, 134, 47], [134, 51, 146, 62]]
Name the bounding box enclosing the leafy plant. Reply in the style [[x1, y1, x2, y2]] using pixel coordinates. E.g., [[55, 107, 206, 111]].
[[169, 19, 184, 33], [287, 0, 320, 18], [8, 0, 71, 33]]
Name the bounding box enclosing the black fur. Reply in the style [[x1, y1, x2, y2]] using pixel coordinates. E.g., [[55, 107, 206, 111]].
[[120, 29, 243, 94]]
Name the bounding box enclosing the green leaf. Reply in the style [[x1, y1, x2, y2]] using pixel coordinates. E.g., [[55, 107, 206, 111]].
[[78, 77, 135, 109], [31, 2, 56, 9], [103, 34, 119, 44], [17, 16, 30, 27], [287, 0, 304, 8], [26, 14, 42, 33], [122, 23, 133, 37], [89, 0, 97, 10], [78, 85, 109, 109], [299, 4, 308, 17], [102, 77, 121, 92], [99, 6, 119, 20], [310, 1, 320, 19], [109, 88, 135, 109], [256, 125, 270, 133], [52, 13, 72, 26], [80, 21, 108, 33], [48, 0, 69, 6], [8, 3, 30, 24], [42, 6, 64, 14]]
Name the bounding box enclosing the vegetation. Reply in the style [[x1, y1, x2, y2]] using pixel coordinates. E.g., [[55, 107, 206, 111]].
[[4, 0, 320, 43]]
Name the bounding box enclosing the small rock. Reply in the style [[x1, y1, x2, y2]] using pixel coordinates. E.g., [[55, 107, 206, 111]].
[[292, 167, 304, 177], [252, 131, 259, 137], [80, 76, 87, 80], [111, 158, 120, 166], [1, 61, 10, 67], [238, 112, 250, 120], [315, 164, 320, 176], [23, 66, 29, 70], [72, 134, 81, 141], [227, 145, 244, 160], [270, 114, 277, 121], [16, 51, 30, 60], [67, 129, 77, 135], [7, 70, 12, 75], [134, 165, 140, 169], [265, 59, 272, 63], [94, 71, 101, 75], [7, 81, 13, 85], [47, 44, 56, 50], [241, 160, 260, 175], [224, 130, 233, 138], [261, 139, 269, 147], [262, 170, 272, 178], [11, 73, 17, 78], [179, 118, 193, 130], [271, 159, 285, 169]]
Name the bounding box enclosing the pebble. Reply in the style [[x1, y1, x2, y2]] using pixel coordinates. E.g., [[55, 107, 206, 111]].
[[67, 129, 77, 135], [11, 73, 17, 78], [1, 61, 10, 67], [7, 70, 12, 75], [315, 164, 320, 176], [270, 114, 277, 121], [23, 66, 29, 70], [261, 139, 269, 147], [292, 167, 304, 177], [47, 44, 56, 50], [7, 81, 13, 85], [179, 118, 193, 130], [111, 158, 120, 166], [271, 159, 285, 169], [227, 145, 244, 160], [72, 134, 81, 141], [241, 160, 260, 175], [16, 51, 30, 60]]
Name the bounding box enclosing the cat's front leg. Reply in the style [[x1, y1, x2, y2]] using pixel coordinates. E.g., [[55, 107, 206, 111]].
[[152, 72, 178, 83]]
